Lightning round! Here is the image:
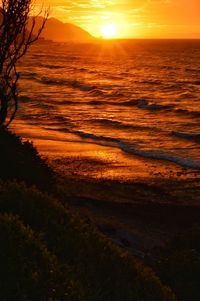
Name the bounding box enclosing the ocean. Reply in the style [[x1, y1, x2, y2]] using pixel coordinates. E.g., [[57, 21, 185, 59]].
[[12, 39, 200, 181]]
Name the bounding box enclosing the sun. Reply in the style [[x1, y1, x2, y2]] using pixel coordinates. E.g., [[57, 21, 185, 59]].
[[101, 24, 117, 39]]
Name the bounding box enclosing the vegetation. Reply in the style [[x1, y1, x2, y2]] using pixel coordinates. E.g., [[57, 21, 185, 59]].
[[0, 181, 176, 301], [1, 127, 199, 301], [0, 3, 197, 300], [0, 128, 177, 300], [0, 0, 48, 127], [0, 128, 55, 191], [155, 225, 200, 301], [0, 213, 80, 301]]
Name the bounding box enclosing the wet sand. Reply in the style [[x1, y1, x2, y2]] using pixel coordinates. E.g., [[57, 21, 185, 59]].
[[12, 121, 200, 183], [35, 137, 200, 258], [24, 136, 200, 182]]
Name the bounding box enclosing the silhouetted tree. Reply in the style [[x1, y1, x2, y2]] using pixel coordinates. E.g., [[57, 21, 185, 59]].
[[0, 0, 48, 127]]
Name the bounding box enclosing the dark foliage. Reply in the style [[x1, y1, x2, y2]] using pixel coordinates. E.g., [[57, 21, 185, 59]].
[[0, 213, 83, 300], [0, 128, 55, 191], [0, 128, 177, 300], [0, 181, 176, 301], [155, 225, 200, 301]]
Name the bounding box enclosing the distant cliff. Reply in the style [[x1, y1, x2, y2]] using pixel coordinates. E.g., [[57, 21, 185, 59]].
[[28, 17, 93, 42]]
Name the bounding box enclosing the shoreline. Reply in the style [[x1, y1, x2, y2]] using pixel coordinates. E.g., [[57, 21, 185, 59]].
[[11, 120, 200, 182], [13, 123, 200, 183], [10, 125, 200, 257], [42, 140, 200, 258]]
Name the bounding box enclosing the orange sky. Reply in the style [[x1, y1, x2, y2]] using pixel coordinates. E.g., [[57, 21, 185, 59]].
[[41, 0, 200, 38]]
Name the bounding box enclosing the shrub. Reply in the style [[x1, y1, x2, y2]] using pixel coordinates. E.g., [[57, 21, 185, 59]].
[[0, 213, 82, 300], [0, 181, 176, 301], [155, 226, 200, 301], [0, 129, 55, 191]]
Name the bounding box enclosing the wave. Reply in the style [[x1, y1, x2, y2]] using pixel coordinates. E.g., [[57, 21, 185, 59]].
[[40, 77, 73, 86], [32, 54, 57, 59], [135, 99, 169, 110], [175, 109, 200, 118], [39, 76, 123, 96], [178, 92, 196, 99], [107, 91, 124, 98], [47, 97, 175, 114], [116, 99, 173, 110], [138, 79, 162, 85], [89, 89, 124, 99], [171, 131, 200, 142], [88, 100, 105, 105], [63, 56, 81, 61], [185, 67, 200, 73], [40, 76, 96, 92], [79, 67, 87, 71], [116, 99, 139, 106], [193, 81, 200, 85], [72, 130, 119, 143], [88, 98, 166, 109], [48, 98, 105, 107], [72, 81, 96, 92], [90, 118, 152, 131], [162, 65, 178, 70], [107, 74, 122, 80], [88, 90, 104, 97], [39, 64, 65, 69], [119, 142, 200, 170], [19, 72, 38, 80], [62, 129, 200, 170]]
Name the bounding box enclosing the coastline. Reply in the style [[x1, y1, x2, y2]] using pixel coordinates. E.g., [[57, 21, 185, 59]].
[[10, 121, 200, 258], [37, 139, 200, 258], [12, 120, 200, 184], [1, 127, 199, 300], [11, 126, 200, 258], [1, 13, 200, 299]]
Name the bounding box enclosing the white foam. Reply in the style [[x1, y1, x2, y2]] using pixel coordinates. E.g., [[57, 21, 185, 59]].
[[119, 142, 200, 170], [69, 129, 200, 170]]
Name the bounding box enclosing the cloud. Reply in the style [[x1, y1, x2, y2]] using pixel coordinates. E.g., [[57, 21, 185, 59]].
[[38, 0, 200, 38]]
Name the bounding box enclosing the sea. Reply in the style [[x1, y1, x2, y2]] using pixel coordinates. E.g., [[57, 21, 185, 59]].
[[12, 39, 200, 182]]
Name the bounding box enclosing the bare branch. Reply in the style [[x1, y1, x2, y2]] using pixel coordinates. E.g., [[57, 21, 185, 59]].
[[0, 0, 49, 127]]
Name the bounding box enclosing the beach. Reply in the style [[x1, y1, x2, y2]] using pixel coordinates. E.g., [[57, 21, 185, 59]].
[[1, 2, 200, 299], [11, 119, 200, 259], [10, 39, 200, 257]]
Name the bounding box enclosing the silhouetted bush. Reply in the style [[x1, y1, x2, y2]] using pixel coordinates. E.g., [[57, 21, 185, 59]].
[[155, 226, 200, 301], [0, 213, 82, 300], [0, 181, 176, 301], [0, 129, 55, 191]]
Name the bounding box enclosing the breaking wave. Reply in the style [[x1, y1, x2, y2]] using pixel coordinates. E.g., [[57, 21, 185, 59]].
[[119, 142, 200, 170], [40, 76, 97, 91], [171, 131, 200, 142], [90, 118, 153, 131], [64, 129, 200, 170], [175, 109, 200, 118]]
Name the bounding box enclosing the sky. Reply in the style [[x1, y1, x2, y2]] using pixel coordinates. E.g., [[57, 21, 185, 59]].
[[40, 0, 200, 38]]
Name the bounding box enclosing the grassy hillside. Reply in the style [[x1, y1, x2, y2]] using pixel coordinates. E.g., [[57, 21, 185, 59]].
[[0, 129, 176, 300], [155, 225, 200, 301]]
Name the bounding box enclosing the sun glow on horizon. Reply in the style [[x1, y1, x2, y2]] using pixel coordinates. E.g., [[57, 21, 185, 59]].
[[100, 24, 117, 39], [41, 0, 200, 39]]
